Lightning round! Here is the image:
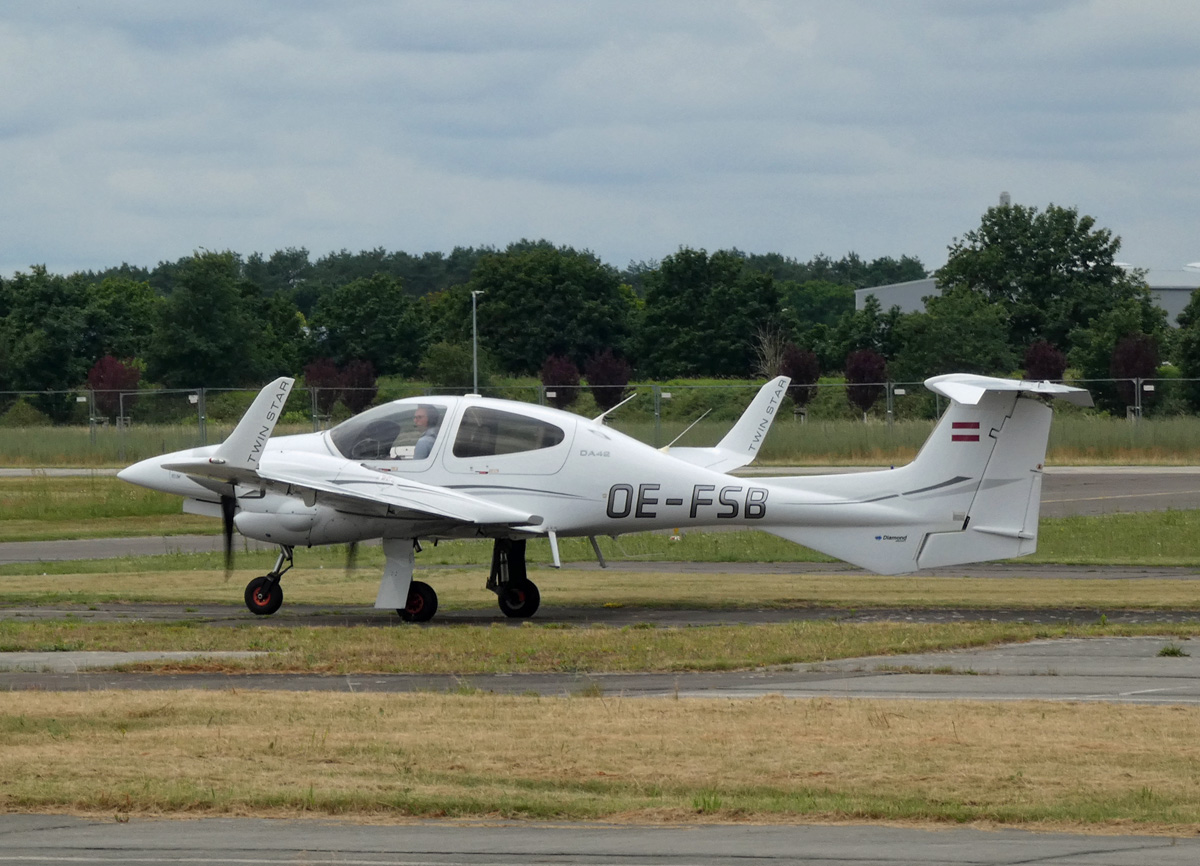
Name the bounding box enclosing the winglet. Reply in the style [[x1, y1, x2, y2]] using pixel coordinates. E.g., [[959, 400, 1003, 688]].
[[212, 377, 296, 471], [714, 375, 791, 458], [664, 376, 790, 473]]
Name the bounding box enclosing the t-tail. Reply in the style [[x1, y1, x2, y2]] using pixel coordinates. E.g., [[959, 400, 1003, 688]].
[[760, 374, 1092, 574]]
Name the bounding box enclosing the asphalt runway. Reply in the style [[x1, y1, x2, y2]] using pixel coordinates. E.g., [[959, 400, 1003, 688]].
[[3, 814, 1199, 866]]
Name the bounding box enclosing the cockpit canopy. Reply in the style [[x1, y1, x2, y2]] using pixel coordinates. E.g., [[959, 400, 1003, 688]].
[[329, 401, 448, 461]]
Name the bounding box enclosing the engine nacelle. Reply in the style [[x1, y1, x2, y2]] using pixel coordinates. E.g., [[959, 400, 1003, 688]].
[[234, 502, 390, 546], [234, 507, 318, 546]]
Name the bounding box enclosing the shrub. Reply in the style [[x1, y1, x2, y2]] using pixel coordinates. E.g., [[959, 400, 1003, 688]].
[[303, 358, 344, 415], [844, 349, 887, 417], [1111, 333, 1160, 410], [780, 344, 820, 410], [585, 350, 632, 411], [0, 398, 52, 427], [340, 360, 378, 413], [540, 355, 581, 409], [421, 341, 493, 391], [1024, 341, 1067, 381], [87, 356, 142, 419]]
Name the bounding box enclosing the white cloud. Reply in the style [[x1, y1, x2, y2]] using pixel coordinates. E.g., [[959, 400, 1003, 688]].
[[1, 0, 1198, 276]]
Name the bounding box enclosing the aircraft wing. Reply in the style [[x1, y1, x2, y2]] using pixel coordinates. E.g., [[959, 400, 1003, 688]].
[[161, 452, 541, 528]]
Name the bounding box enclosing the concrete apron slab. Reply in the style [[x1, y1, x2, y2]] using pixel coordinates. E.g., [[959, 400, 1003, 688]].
[[0, 650, 267, 672]]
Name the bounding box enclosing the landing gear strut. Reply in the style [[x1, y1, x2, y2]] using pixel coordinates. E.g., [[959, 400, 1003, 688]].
[[488, 539, 540, 619], [244, 545, 293, 616]]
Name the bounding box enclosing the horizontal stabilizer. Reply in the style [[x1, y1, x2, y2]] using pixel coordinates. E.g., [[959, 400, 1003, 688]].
[[925, 374, 1092, 407]]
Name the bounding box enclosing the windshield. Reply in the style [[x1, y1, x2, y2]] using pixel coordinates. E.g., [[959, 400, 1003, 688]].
[[329, 401, 448, 461]]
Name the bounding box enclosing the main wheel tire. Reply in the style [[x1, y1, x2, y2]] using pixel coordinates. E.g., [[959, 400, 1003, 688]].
[[497, 579, 540, 619], [244, 575, 283, 616], [399, 580, 438, 623]]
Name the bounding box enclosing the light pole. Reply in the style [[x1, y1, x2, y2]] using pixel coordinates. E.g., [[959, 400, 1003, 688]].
[[471, 290, 484, 395]]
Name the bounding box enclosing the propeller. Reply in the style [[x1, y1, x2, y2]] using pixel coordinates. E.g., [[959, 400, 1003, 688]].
[[344, 541, 359, 577], [220, 493, 236, 579]]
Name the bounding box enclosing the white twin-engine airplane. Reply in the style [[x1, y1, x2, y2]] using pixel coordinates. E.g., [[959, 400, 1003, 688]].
[[118, 373, 1091, 622]]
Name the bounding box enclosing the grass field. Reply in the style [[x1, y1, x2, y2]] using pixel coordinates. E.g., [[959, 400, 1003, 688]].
[[8, 412, 1200, 466]]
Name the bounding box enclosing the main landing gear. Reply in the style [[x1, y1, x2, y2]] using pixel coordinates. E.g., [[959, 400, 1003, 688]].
[[244, 545, 293, 616], [242, 539, 540, 623], [399, 579, 438, 623], [390, 538, 539, 622], [488, 538, 540, 619]]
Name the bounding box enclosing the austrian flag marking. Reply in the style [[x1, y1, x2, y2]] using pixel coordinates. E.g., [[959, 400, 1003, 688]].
[[951, 420, 980, 442]]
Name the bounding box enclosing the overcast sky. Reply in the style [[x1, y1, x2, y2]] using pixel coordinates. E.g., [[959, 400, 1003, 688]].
[[2, 0, 1197, 278]]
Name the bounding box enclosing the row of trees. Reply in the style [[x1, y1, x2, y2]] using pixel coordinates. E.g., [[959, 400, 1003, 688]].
[[0, 242, 921, 416], [1, 203, 1195, 422]]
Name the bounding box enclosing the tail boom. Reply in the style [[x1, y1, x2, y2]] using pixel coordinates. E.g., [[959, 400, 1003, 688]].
[[760, 375, 1087, 574]]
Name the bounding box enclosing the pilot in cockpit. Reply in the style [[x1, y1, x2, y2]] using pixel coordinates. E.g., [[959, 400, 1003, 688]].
[[413, 404, 441, 459]]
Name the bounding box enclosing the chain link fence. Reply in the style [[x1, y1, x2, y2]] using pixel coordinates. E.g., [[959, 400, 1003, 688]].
[[0, 377, 1194, 460]]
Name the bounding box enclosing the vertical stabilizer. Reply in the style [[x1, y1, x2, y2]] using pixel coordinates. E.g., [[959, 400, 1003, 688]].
[[914, 396, 1050, 568]]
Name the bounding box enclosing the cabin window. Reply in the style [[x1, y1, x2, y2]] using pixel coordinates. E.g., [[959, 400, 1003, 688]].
[[452, 407, 565, 458]]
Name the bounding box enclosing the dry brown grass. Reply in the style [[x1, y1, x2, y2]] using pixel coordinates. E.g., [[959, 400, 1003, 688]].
[[2, 690, 1199, 830]]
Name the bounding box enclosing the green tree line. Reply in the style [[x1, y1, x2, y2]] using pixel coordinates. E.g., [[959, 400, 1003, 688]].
[[1, 205, 1194, 421]]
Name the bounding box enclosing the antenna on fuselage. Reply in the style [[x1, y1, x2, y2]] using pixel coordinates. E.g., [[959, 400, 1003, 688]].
[[661, 408, 712, 450], [592, 391, 638, 423]]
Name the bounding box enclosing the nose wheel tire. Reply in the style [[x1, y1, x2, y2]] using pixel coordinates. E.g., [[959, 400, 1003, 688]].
[[498, 579, 540, 619], [245, 575, 284, 616], [399, 580, 438, 623]]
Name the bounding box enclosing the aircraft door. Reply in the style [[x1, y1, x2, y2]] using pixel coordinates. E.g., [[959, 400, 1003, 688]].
[[442, 405, 575, 476]]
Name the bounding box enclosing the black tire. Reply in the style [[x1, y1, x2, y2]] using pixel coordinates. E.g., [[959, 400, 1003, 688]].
[[398, 580, 438, 623], [497, 579, 540, 619], [244, 575, 283, 616]]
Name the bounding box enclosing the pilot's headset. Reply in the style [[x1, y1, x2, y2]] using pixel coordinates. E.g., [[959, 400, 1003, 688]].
[[417, 404, 440, 428]]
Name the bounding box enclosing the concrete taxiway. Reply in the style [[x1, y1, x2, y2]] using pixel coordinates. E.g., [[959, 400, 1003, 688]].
[[2, 814, 1198, 866]]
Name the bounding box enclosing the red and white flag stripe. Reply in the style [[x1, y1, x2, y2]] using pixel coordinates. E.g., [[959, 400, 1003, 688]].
[[951, 420, 979, 442]]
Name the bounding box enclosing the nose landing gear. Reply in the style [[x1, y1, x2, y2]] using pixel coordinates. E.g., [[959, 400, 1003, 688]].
[[244, 545, 293, 616]]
